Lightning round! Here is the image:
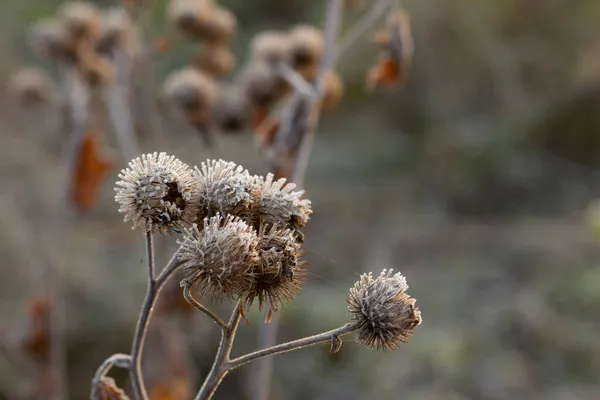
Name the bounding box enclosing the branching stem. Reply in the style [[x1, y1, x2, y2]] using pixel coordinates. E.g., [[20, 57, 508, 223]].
[[183, 285, 228, 330]]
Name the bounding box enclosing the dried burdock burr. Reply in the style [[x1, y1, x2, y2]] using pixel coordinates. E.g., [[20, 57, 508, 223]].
[[238, 61, 289, 127], [7, 66, 55, 107], [211, 85, 252, 135], [178, 214, 259, 299], [96, 7, 137, 57], [250, 30, 293, 66], [243, 225, 305, 318], [169, 0, 237, 45], [249, 173, 312, 237], [367, 9, 414, 90], [161, 67, 219, 140], [114, 152, 198, 234], [347, 269, 422, 350], [58, 1, 102, 43], [288, 25, 324, 79], [29, 18, 77, 63], [194, 159, 253, 222], [193, 44, 236, 78]]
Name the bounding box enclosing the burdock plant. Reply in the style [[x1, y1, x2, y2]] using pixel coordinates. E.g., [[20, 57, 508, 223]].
[[92, 152, 422, 400]]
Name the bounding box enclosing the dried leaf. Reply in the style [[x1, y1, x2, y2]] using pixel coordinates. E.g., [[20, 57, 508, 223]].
[[150, 378, 191, 400], [366, 10, 413, 90], [330, 334, 343, 354], [70, 130, 113, 211], [92, 377, 130, 400], [255, 116, 280, 149], [264, 308, 273, 324], [322, 70, 344, 110], [154, 37, 171, 56], [20, 297, 50, 361]]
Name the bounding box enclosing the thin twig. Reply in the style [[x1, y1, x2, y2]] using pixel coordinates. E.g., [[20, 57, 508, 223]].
[[229, 324, 356, 371], [92, 354, 132, 383], [129, 249, 183, 400], [183, 285, 228, 330], [194, 302, 243, 400], [276, 63, 317, 98], [336, 0, 394, 60]]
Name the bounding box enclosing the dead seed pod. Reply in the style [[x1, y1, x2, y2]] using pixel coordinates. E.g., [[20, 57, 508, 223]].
[[58, 1, 102, 43], [169, 0, 236, 45], [250, 30, 292, 66], [237, 61, 289, 127], [322, 70, 344, 110], [162, 67, 219, 125], [29, 18, 78, 63], [288, 25, 324, 79], [193, 44, 236, 78], [96, 7, 137, 56], [7, 67, 55, 107], [367, 9, 414, 90], [211, 85, 252, 135]]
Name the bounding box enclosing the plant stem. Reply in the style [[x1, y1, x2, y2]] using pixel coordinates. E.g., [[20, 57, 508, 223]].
[[229, 324, 356, 371], [129, 247, 183, 400], [145, 232, 155, 280], [91, 354, 132, 383], [253, 2, 344, 399], [183, 285, 228, 330], [194, 303, 243, 400]]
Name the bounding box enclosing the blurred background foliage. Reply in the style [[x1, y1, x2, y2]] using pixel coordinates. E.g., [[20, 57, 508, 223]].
[[2, 0, 600, 399]]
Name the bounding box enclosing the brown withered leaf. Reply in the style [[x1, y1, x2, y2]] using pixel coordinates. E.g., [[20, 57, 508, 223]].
[[150, 377, 191, 400], [322, 70, 344, 111], [255, 115, 280, 149], [154, 37, 171, 56], [366, 10, 413, 90], [71, 130, 113, 211], [20, 297, 50, 361], [92, 377, 130, 400], [330, 334, 343, 354]]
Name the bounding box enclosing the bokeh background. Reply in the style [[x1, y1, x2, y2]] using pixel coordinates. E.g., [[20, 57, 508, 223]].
[[2, 0, 600, 399]]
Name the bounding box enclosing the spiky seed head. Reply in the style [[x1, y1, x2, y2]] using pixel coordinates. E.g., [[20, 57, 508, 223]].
[[347, 269, 422, 351], [178, 214, 259, 299], [289, 25, 323, 74], [250, 31, 292, 66], [7, 67, 54, 107], [29, 18, 77, 62], [161, 67, 218, 124], [249, 173, 312, 235], [58, 1, 102, 42], [243, 225, 304, 312], [169, 0, 236, 45], [194, 159, 253, 222], [211, 85, 251, 135], [193, 44, 236, 78], [96, 7, 136, 55], [199, 6, 237, 45], [114, 152, 198, 234], [238, 61, 288, 109]]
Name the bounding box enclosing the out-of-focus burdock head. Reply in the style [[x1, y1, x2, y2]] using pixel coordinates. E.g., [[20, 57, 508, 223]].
[[96, 7, 138, 58], [211, 85, 252, 135], [347, 269, 422, 351], [237, 61, 289, 124], [250, 30, 293, 67], [169, 0, 237, 45], [192, 44, 236, 78], [7, 67, 55, 107], [193, 159, 253, 222], [178, 214, 260, 300], [58, 1, 102, 43], [29, 18, 77, 63], [161, 67, 219, 125], [114, 152, 199, 235], [288, 25, 324, 79]]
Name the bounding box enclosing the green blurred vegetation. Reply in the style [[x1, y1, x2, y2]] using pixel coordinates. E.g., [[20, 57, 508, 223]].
[[2, 0, 600, 399]]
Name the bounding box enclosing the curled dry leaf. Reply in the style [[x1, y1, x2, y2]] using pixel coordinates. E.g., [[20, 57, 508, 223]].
[[71, 130, 113, 211], [92, 376, 130, 400], [366, 10, 414, 90], [19, 297, 50, 361], [330, 334, 343, 354]]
